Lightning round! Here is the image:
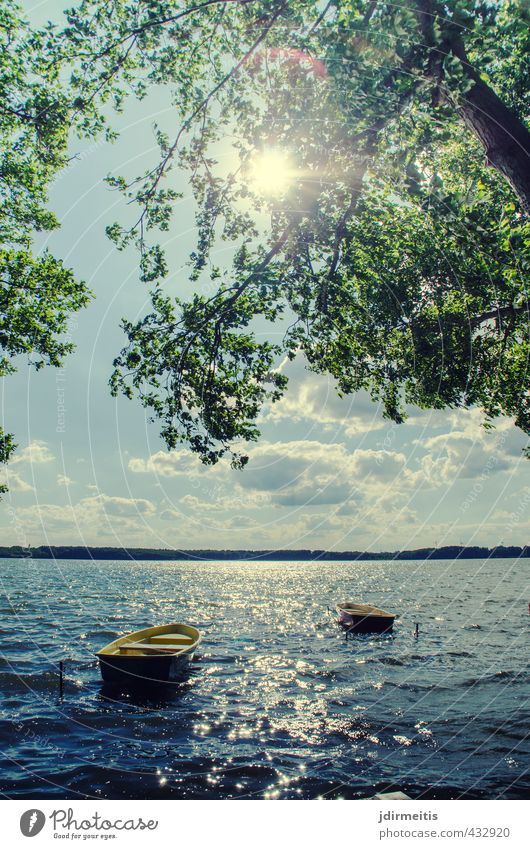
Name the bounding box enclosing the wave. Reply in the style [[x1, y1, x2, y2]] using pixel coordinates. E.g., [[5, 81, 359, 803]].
[[0, 670, 83, 694], [375, 680, 451, 692], [461, 670, 529, 687]]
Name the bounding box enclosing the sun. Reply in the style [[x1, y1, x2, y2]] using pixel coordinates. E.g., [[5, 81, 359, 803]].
[[248, 149, 294, 197]]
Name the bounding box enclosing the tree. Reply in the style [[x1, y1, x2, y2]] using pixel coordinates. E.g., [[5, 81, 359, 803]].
[[11, 1, 530, 469], [0, 0, 92, 489]]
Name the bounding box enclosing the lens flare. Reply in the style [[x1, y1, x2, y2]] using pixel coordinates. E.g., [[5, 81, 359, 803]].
[[248, 149, 294, 197]]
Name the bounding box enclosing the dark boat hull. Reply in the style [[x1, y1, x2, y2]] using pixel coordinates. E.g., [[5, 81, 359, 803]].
[[98, 650, 195, 685], [339, 612, 394, 633]]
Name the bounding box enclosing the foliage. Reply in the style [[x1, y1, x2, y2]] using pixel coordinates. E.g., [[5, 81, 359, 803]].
[[4, 1, 530, 472], [0, 0, 92, 486], [65, 0, 525, 464]]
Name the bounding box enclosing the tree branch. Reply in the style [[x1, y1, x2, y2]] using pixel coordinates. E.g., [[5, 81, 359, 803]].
[[80, 0, 256, 61], [472, 302, 530, 329], [130, 2, 288, 234]]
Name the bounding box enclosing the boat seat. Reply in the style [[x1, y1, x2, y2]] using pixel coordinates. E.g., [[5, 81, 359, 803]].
[[149, 633, 193, 645], [119, 641, 191, 654]]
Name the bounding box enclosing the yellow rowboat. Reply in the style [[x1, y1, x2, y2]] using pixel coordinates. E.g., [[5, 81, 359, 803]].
[[96, 623, 201, 685], [336, 602, 396, 633]]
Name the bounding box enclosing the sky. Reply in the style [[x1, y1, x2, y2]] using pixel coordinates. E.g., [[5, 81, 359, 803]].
[[1, 1, 529, 552]]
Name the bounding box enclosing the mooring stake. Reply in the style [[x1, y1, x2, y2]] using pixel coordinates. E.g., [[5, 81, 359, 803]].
[[59, 660, 64, 699], [415, 623, 419, 639]]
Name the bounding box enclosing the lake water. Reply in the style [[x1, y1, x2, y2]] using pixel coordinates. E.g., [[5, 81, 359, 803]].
[[0, 557, 528, 799]]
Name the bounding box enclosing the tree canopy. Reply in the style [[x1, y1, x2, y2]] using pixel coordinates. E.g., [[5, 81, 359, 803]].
[[2, 0, 529, 477], [0, 0, 92, 488]]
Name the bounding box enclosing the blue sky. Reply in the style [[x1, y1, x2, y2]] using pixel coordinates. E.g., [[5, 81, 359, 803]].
[[1, 1, 529, 551]]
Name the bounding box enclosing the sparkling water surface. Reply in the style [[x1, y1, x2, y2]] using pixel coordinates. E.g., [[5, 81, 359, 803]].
[[0, 557, 528, 799]]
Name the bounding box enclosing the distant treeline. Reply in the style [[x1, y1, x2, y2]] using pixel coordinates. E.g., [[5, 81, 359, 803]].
[[0, 545, 528, 562]]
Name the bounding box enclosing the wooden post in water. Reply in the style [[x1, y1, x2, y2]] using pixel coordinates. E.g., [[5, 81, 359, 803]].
[[415, 623, 419, 639], [59, 660, 64, 699]]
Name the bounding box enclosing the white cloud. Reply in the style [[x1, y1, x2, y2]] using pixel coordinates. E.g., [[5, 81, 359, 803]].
[[128, 450, 203, 477], [24, 503, 76, 526], [159, 508, 183, 522], [82, 494, 156, 518], [10, 440, 54, 466], [57, 475, 75, 487], [122, 401, 529, 551], [262, 356, 386, 435], [414, 411, 527, 486], [16, 493, 157, 533], [233, 440, 410, 507], [0, 470, 34, 492], [178, 493, 265, 512], [129, 436, 413, 512]]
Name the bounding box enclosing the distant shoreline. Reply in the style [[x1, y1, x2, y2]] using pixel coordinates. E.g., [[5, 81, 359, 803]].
[[0, 544, 528, 562]]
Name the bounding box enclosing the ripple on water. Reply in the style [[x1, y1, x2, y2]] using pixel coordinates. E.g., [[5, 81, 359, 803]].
[[0, 556, 528, 799]]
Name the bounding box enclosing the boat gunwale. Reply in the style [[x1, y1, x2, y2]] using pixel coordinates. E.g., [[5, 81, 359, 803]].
[[96, 623, 201, 659], [336, 602, 395, 619]]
